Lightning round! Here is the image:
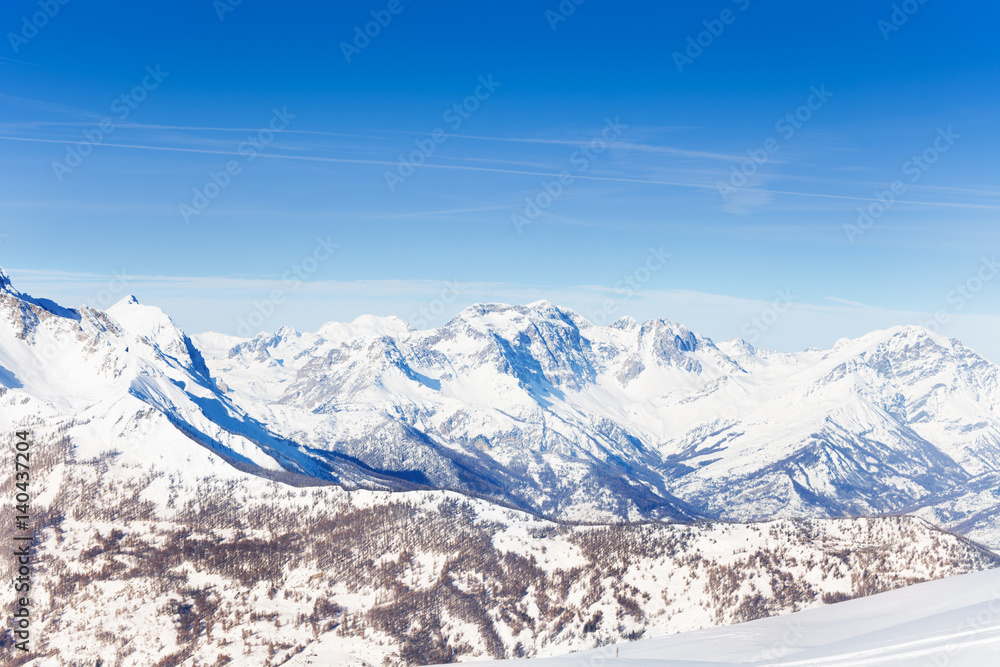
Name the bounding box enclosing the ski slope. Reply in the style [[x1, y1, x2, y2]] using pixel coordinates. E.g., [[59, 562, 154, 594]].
[[459, 567, 1000, 666]]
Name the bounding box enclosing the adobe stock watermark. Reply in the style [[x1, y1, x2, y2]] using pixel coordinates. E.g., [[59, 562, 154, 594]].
[[588, 245, 671, 326], [545, 0, 587, 31], [7, 0, 71, 54], [384, 75, 501, 191], [752, 618, 805, 664], [179, 107, 295, 223], [213, 0, 245, 21], [878, 0, 930, 41], [740, 288, 796, 343], [673, 0, 752, 74], [920, 256, 999, 335], [573, 640, 619, 666], [843, 126, 959, 244], [717, 85, 833, 203], [511, 116, 628, 234], [236, 236, 339, 337], [923, 588, 1000, 666], [409, 281, 463, 329], [82, 269, 133, 311], [51, 65, 170, 182], [340, 0, 412, 64]]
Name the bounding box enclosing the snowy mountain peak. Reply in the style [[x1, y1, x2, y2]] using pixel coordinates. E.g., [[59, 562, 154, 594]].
[[526, 298, 555, 310], [526, 299, 585, 321], [718, 337, 756, 356], [893, 323, 937, 337], [455, 302, 518, 318], [107, 294, 212, 380], [861, 324, 944, 347], [0, 268, 79, 319], [108, 296, 174, 334], [449, 301, 592, 337], [609, 315, 638, 330], [116, 294, 140, 307]]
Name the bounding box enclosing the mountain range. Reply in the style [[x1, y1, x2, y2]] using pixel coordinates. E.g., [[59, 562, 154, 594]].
[[4, 267, 1000, 547]]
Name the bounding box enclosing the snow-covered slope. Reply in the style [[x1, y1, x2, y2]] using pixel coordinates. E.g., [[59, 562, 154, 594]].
[[463, 566, 1000, 666], [0, 284, 275, 471]]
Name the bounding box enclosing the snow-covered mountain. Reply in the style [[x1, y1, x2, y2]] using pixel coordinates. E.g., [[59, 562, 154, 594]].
[[195, 301, 734, 522], [189, 296, 1000, 545], [5, 266, 1000, 542], [0, 270, 485, 495]]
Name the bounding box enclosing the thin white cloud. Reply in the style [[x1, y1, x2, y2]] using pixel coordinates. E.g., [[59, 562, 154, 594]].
[[3, 135, 1000, 213], [824, 296, 872, 308], [440, 133, 746, 161], [1, 120, 390, 141], [0, 134, 724, 189]]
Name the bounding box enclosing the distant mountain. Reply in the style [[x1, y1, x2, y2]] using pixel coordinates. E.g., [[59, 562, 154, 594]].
[[4, 268, 1000, 544], [193, 298, 1000, 545]]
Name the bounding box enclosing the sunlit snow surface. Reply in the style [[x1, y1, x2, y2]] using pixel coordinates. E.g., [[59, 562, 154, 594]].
[[455, 567, 1000, 666]]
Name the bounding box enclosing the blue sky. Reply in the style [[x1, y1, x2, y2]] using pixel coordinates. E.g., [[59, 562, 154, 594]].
[[2, 0, 1000, 358]]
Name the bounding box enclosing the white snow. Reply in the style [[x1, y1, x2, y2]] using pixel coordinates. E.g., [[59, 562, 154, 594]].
[[460, 566, 1000, 666]]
